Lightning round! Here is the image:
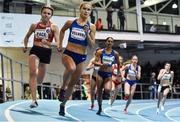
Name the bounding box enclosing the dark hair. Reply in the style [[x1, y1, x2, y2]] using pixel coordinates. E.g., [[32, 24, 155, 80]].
[[105, 37, 114, 41], [41, 5, 54, 16], [165, 62, 171, 66], [131, 55, 138, 59]]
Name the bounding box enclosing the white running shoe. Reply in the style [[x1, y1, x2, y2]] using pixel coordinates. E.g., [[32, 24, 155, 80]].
[[156, 108, 160, 114], [30, 101, 38, 108], [161, 105, 164, 111], [108, 99, 111, 105]]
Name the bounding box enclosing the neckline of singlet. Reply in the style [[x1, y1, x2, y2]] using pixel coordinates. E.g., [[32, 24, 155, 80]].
[[103, 48, 113, 55], [129, 64, 138, 70], [164, 71, 170, 74], [75, 19, 88, 27], [37, 21, 51, 27]]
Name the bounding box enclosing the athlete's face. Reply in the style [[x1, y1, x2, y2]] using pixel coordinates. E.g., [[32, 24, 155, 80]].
[[119, 57, 123, 64], [80, 4, 91, 19], [105, 38, 114, 48], [41, 8, 53, 22], [164, 63, 171, 70], [131, 56, 138, 64]]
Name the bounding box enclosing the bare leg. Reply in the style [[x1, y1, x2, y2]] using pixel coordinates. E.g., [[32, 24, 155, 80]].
[[96, 76, 103, 115], [89, 76, 96, 109], [37, 63, 47, 84], [28, 55, 39, 102], [96, 78, 112, 115], [124, 83, 136, 113], [61, 55, 76, 90], [111, 84, 121, 105], [109, 82, 115, 105], [104, 78, 112, 98], [58, 55, 76, 102], [59, 62, 84, 116], [124, 82, 130, 99], [157, 92, 162, 108], [161, 88, 169, 111]]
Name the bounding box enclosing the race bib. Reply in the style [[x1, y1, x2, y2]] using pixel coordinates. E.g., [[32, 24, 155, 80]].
[[102, 55, 115, 65], [71, 27, 86, 40], [35, 29, 48, 39]]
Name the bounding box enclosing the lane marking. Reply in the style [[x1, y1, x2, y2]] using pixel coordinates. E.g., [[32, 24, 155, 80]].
[[136, 102, 179, 122], [65, 102, 88, 122], [104, 102, 154, 122], [4, 100, 85, 122], [4, 101, 28, 122], [165, 106, 180, 122], [104, 101, 180, 122], [4, 100, 180, 122]]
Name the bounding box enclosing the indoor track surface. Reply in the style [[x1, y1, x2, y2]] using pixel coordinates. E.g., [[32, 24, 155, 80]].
[[0, 99, 180, 122]]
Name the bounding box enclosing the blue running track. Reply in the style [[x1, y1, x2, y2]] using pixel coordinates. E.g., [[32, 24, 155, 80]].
[[0, 99, 180, 122]]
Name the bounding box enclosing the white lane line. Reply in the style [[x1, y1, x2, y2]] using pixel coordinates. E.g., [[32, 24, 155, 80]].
[[65, 102, 89, 122], [137, 102, 179, 122], [104, 103, 154, 122], [4, 101, 28, 122], [136, 104, 155, 122], [104, 106, 124, 122], [4, 100, 86, 122], [165, 106, 180, 122]]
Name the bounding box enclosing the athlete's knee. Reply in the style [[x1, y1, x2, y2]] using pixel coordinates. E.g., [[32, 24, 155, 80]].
[[104, 87, 111, 93], [67, 66, 76, 74], [163, 94, 167, 98], [103, 90, 110, 99], [29, 69, 37, 77]]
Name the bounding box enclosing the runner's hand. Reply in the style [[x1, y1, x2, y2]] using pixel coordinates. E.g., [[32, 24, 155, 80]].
[[23, 47, 28, 53]]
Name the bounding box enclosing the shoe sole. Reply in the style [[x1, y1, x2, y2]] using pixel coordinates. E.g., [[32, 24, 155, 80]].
[[59, 112, 65, 116]]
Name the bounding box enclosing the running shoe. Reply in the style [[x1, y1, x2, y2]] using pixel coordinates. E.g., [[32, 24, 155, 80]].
[[156, 108, 160, 114], [96, 108, 102, 115], [58, 89, 65, 102], [30, 101, 38, 108], [123, 109, 128, 114], [88, 104, 94, 110], [124, 96, 128, 101], [160, 105, 164, 111], [108, 99, 111, 105], [59, 105, 65, 116]]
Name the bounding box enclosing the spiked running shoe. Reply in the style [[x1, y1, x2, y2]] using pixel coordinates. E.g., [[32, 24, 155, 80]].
[[96, 108, 102, 115], [59, 105, 65, 116], [88, 104, 94, 110], [30, 101, 38, 108], [156, 108, 160, 114], [124, 96, 128, 101], [123, 109, 128, 114]]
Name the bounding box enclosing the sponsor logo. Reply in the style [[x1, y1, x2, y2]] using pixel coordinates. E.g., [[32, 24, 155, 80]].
[[3, 32, 15, 36]]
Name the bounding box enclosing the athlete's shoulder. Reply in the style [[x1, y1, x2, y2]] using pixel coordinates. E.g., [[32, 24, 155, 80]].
[[65, 19, 74, 26], [89, 23, 96, 31], [126, 63, 131, 68], [137, 65, 141, 70], [29, 23, 37, 31], [97, 48, 103, 55], [113, 50, 119, 54], [49, 21, 57, 26]]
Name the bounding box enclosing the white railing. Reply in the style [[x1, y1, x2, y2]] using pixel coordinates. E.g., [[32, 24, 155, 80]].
[[0, 52, 62, 102]]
